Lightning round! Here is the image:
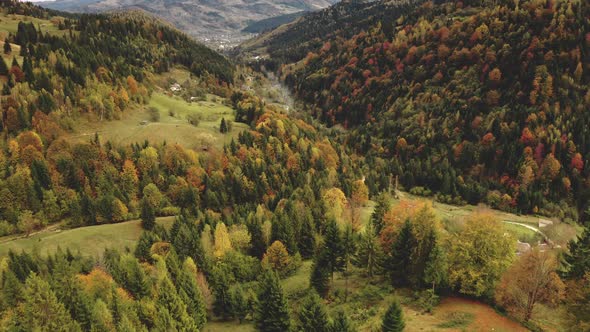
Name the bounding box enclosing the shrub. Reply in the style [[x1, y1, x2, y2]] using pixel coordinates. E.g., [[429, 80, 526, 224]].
[[187, 113, 202, 126], [148, 106, 160, 122]]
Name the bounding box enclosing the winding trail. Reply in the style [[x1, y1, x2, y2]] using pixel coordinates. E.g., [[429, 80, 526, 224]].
[[501, 220, 549, 242]]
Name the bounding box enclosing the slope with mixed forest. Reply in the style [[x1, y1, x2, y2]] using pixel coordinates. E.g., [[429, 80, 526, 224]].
[[243, 0, 590, 223]]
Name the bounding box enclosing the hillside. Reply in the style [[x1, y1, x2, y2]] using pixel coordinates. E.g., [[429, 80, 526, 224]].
[[241, 0, 590, 223], [41, 0, 340, 48]]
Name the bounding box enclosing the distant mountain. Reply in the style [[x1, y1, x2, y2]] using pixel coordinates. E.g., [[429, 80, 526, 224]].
[[40, 0, 340, 47]]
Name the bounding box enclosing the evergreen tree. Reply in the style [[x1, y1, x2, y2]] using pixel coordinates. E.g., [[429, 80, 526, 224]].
[[388, 219, 417, 287], [298, 291, 330, 332], [178, 267, 207, 329], [355, 222, 382, 278], [255, 269, 291, 332], [322, 218, 344, 282], [156, 276, 198, 331], [16, 273, 80, 332], [298, 211, 316, 259], [0, 57, 8, 76], [423, 231, 447, 291], [371, 192, 391, 234], [310, 251, 331, 298], [1, 270, 22, 308], [135, 231, 159, 262], [220, 117, 228, 133], [230, 284, 249, 324], [381, 300, 405, 332], [562, 226, 590, 279], [331, 310, 356, 332], [140, 197, 156, 230], [3, 40, 11, 54], [212, 266, 233, 320]]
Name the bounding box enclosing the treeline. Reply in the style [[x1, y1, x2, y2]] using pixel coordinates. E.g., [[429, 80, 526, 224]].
[[264, 0, 590, 222]]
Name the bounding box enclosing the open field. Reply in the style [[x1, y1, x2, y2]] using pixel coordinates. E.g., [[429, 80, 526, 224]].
[[0, 13, 69, 38], [67, 92, 248, 151], [0, 217, 175, 258]]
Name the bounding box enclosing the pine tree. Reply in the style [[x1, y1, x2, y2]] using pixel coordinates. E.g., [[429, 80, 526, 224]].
[[298, 211, 316, 259], [1, 270, 23, 308], [562, 226, 590, 279], [156, 276, 198, 330], [310, 251, 331, 298], [212, 266, 233, 320], [220, 117, 228, 133], [298, 291, 330, 332], [0, 57, 8, 76], [140, 197, 156, 230], [382, 300, 405, 332], [255, 269, 291, 332], [331, 310, 356, 332], [135, 231, 159, 262], [355, 222, 381, 278], [371, 192, 391, 234], [230, 284, 249, 324], [322, 218, 344, 283], [17, 273, 80, 332], [3, 40, 11, 54], [423, 230, 447, 291], [388, 219, 417, 287], [178, 266, 207, 329]]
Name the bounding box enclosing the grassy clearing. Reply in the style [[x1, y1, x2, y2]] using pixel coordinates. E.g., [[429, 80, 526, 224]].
[[67, 92, 248, 151], [0, 217, 175, 258], [0, 13, 69, 38]]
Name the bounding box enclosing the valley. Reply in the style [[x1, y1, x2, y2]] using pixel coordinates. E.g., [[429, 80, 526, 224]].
[[0, 1, 589, 332]]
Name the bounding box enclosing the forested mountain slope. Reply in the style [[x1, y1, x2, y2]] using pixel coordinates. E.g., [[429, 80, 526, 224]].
[[245, 0, 590, 222], [41, 0, 340, 47]]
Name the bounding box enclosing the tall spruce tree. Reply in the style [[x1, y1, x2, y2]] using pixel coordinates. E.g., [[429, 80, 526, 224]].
[[331, 310, 356, 332], [382, 300, 405, 332], [0, 57, 8, 76], [371, 192, 391, 234], [298, 291, 330, 332], [322, 218, 345, 283], [310, 251, 331, 298], [255, 269, 291, 332], [140, 197, 156, 230], [562, 226, 590, 279], [388, 219, 417, 287]]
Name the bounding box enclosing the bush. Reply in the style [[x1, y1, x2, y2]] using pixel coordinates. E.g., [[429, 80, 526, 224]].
[[414, 289, 439, 313], [148, 106, 160, 122], [168, 109, 176, 117], [187, 113, 202, 126], [409, 186, 432, 197], [0, 220, 15, 236]]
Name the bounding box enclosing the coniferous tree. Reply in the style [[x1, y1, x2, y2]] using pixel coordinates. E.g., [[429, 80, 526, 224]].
[[1, 270, 22, 308], [310, 252, 331, 298], [298, 211, 316, 259], [135, 231, 159, 262], [15, 273, 80, 332], [140, 197, 156, 230], [355, 222, 381, 278], [382, 300, 405, 332], [230, 284, 249, 324], [156, 276, 198, 331], [388, 219, 417, 287], [322, 218, 344, 283], [371, 192, 391, 234], [255, 269, 291, 332], [562, 226, 590, 279], [423, 230, 447, 291], [298, 291, 330, 332], [331, 310, 356, 332], [220, 117, 228, 133], [178, 268, 207, 329], [0, 57, 8, 76], [212, 266, 233, 320], [3, 40, 11, 54]]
